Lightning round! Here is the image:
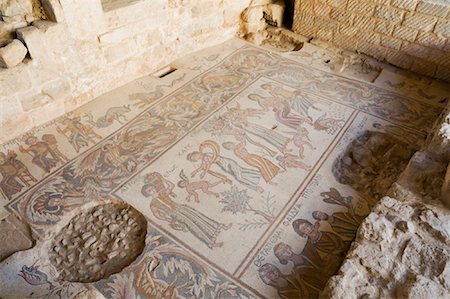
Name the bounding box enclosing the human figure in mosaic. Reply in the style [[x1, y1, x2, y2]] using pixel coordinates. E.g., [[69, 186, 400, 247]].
[[56, 116, 102, 153], [177, 169, 223, 202], [41, 134, 68, 162], [258, 263, 316, 299], [0, 151, 37, 198], [141, 172, 231, 248], [223, 103, 289, 154], [187, 140, 262, 192], [292, 218, 348, 276], [289, 126, 315, 159], [248, 93, 313, 131], [313, 188, 369, 242], [222, 138, 280, 185], [205, 117, 278, 157], [274, 242, 331, 291], [260, 83, 320, 117], [19, 136, 59, 173]]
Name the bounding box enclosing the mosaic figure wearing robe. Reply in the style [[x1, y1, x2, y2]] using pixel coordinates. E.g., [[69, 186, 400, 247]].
[[141, 172, 230, 248]]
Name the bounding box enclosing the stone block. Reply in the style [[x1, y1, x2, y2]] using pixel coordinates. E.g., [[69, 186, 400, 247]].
[[353, 15, 376, 30], [316, 28, 333, 41], [339, 24, 359, 36], [380, 35, 403, 49], [21, 93, 53, 111], [391, 0, 418, 11], [374, 6, 404, 23], [401, 41, 433, 59], [0, 214, 34, 262], [40, 0, 65, 22], [347, 0, 375, 16], [42, 78, 71, 101], [385, 50, 414, 69], [0, 0, 33, 18], [416, 31, 447, 49], [434, 20, 450, 38], [403, 12, 437, 32], [333, 33, 358, 50], [0, 96, 22, 120], [313, 2, 331, 17], [416, 0, 449, 17], [327, 0, 348, 8], [410, 57, 437, 76], [16, 26, 48, 62], [330, 8, 352, 23], [315, 17, 338, 31], [357, 42, 387, 61], [0, 39, 27, 68], [374, 19, 394, 35], [392, 25, 418, 42], [299, 0, 314, 15], [356, 31, 381, 45]]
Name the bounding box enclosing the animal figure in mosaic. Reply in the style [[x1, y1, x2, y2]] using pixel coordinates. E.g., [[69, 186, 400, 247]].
[[177, 169, 222, 203], [18, 265, 49, 286], [56, 116, 102, 153], [129, 86, 164, 108], [73, 140, 138, 195], [222, 138, 280, 185], [312, 113, 345, 135], [164, 91, 205, 127], [134, 256, 184, 299], [19, 135, 67, 173], [20, 168, 86, 225], [0, 150, 37, 199], [141, 172, 231, 248], [83, 105, 131, 128]]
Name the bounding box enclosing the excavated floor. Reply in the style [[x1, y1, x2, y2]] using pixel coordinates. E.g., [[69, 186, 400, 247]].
[[0, 38, 448, 298]]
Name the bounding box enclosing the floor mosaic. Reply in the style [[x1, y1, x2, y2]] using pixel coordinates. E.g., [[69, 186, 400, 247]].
[[0, 38, 447, 298]]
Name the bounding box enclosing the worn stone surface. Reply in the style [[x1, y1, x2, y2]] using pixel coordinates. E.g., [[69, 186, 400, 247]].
[[333, 131, 417, 199], [0, 214, 34, 262], [0, 39, 27, 68], [49, 202, 147, 283]]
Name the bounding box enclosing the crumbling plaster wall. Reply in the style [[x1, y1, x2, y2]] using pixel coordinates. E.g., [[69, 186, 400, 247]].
[[0, 0, 251, 143], [292, 0, 450, 82]]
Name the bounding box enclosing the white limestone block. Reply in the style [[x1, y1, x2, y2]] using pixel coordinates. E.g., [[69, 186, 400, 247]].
[[16, 26, 47, 62], [0, 39, 27, 68], [0, 0, 33, 18]]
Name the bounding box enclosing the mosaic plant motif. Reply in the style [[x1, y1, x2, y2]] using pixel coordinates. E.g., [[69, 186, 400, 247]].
[[0, 41, 444, 298]]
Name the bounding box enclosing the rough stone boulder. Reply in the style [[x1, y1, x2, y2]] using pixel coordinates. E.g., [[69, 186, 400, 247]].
[[0, 39, 27, 68]]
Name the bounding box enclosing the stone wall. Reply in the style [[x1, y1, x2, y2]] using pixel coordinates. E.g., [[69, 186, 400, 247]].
[[292, 0, 450, 82], [0, 0, 251, 143]]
